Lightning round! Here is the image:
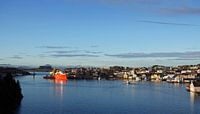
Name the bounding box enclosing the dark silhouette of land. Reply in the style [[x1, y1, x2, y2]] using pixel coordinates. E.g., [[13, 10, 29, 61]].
[[0, 73, 23, 114], [0, 67, 30, 76]]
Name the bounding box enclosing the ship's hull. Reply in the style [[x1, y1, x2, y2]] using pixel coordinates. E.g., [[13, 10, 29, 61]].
[[43, 74, 67, 80], [54, 74, 67, 80]]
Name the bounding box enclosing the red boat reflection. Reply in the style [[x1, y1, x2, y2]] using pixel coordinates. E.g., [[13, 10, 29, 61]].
[[54, 79, 67, 85]]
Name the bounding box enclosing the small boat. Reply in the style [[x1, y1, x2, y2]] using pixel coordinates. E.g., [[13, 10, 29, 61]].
[[186, 81, 200, 93], [43, 68, 67, 80], [135, 77, 141, 81], [125, 80, 136, 85], [98, 76, 101, 80]]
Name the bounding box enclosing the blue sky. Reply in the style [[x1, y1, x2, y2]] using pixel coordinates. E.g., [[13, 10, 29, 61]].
[[1, 0, 200, 67]]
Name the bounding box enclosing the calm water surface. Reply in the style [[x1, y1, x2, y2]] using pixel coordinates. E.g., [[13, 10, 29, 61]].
[[15, 73, 200, 114]]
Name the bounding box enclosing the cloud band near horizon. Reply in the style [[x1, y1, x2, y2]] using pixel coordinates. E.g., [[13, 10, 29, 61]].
[[50, 54, 100, 58], [105, 51, 200, 59]]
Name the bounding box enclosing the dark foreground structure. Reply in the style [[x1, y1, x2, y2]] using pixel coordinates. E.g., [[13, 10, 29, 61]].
[[0, 73, 23, 114]]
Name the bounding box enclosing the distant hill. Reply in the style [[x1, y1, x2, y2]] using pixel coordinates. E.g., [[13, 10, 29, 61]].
[[0, 67, 31, 76]]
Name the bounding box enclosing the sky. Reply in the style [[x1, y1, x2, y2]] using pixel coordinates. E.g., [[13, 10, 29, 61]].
[[0, 0, 200, 67]]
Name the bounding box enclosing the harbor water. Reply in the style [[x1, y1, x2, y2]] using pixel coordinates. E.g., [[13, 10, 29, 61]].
[[15, 73, 200, 114]]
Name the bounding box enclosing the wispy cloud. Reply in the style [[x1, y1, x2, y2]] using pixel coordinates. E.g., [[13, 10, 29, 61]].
[[45, 50, 82, 54], [84, 51, 102, 54], [36, 46, 71, 49], [10, 55, 23, 59], [161, 7, 200, 15], [18, 52, 27, 54], [42, 49, 102, 58], [105, 51, 200, 59], [38, 54, 48, 58], [50, 54, 100, 58], [98, 0, 200, 16], [44, 50, 102, 54], [90, 45, 99, 48], [169, 58, 200, 61], [138, 20, 200, 27]]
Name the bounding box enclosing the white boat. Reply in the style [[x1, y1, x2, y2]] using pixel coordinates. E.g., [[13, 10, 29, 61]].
[[135, 77, 141, 81], [186, 81, 200, 93], [98, 76, 101, 80]]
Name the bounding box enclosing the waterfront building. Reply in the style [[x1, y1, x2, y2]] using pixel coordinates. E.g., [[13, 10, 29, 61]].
[[123, 72, 129, 79], [151, 73, 161, 81]]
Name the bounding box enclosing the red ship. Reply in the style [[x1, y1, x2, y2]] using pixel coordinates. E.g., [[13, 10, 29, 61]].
[[43, 68, 67, 80]]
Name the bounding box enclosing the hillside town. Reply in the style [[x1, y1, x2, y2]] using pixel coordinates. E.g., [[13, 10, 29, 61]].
[[32, 64, 200, 83]]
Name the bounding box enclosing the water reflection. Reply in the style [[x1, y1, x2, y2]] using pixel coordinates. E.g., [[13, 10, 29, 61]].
[[190, 92, 200, 113], [49, 79, 67, 100], [54, 79, 67, 85], [190, 92, 200, 104], [16, 75, 200, 114]]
